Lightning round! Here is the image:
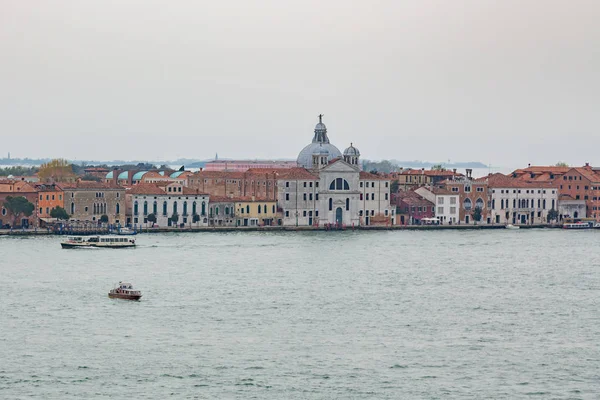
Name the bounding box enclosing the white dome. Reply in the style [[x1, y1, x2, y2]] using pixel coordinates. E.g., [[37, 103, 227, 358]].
[[297, 114, 342, 168], [343, 143, 360, 157]]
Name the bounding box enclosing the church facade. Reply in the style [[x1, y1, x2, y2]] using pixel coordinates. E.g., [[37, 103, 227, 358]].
[[278, 116, 394, 227]]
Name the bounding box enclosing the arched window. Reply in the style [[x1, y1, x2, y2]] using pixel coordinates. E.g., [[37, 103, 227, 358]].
[[225, 207, 229, 215], [329, 198, 333, 211], [173, 201, 178, 214], [183, 202, 188, 216], [263, 205, 267, 214], [329, 178, 350, 191], [70, 202, 75, 214], [463, 198, 472, 210], [258, 205, 261, 214], [346, 198, 350, 211], [134, 201, 139, 216], [475, 198, 484, 210], [246, 205, 250, 214], [153, 201, 157, 215], [201, 201, 206, 216], [163, 201, 168, 216], [216, 207, 219, 216], [192, 201, 197, 215], [143, 201, 148, 215], [116, 203, 120, 214], [272, 205, 275, 214]]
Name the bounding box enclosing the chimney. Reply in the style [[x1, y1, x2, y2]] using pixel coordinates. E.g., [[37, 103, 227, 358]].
[[528, 163, 531, 168], [466, 168, 472, 179]]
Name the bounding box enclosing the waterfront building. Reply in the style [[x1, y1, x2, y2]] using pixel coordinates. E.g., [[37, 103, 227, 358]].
[[187, 170, 278, 200], [34, 183, 64, 219], [486, 173, 558, 225], [390, 168, 462, 191], [203, 159, 297, 172], [415, 186, 460, 224], [393, 190, 435, 225], [207, 196, 236, 226], [557, 194, 587, 221], [62, 181, 126, 225], [126, 183, 209, 227], [0, 179, 39, 228], [443, 169, 490, 224], [233, 197, 279, 226]]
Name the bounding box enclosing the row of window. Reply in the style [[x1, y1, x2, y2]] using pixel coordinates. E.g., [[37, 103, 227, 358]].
[[134, 201, 206, 217], [492, 199, 555, 210], [39, 194, 62, 201], [492, 189, 555, 194], [69, 202, 120, 215]]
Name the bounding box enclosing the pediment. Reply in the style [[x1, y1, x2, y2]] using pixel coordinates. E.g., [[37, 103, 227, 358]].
[[321, 159, 358, 173]]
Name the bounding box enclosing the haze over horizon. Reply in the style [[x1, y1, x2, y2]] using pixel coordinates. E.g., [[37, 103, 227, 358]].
[[1, 1, 598, 167]]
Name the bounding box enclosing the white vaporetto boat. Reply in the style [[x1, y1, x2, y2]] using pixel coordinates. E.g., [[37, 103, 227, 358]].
[[61, 236, 136, 249]]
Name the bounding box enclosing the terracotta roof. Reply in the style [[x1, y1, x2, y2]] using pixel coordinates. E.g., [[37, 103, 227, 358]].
[[570, 167, 600, 183], [277, 168, 318, 180], [209, 196, 236, 203], [127, 184, 166, 195], [190, 171, 246, 179], [394, 191, 434, 207], [359, 171, 389, 181], [396, 169, 462, 177], [57, 181, 122, 190], [486, 173, 555, 188], [513, 166, 571, 174]]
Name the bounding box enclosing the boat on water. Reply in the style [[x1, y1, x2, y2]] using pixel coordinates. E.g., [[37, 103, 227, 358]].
[[61, 235, 136, 249], [563, 222, 591, 230], [110, 227, 137, 235], [505, 224, 520, 230], [108, 282, 142, 300]]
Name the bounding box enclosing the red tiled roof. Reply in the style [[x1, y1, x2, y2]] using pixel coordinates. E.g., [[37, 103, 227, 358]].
[[277, 168, 318, 180], [570, 167, 600, 183], [127, 184, 166, 195], [359, 171, 389, 181], [486, 173, 555, 188], [58, 181, 122, 190]]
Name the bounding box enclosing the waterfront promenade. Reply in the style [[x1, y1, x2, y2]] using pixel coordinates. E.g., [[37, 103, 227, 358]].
[[0, 224, 558, 236]]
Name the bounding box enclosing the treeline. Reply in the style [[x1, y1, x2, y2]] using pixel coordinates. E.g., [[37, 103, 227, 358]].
[[0, 166, 40, 176]]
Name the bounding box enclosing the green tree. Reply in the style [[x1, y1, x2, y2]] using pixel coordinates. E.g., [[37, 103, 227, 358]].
[[50, 206, 69, 220], [99, 214, 109, 223], [432, 164, 446, 171], [3, 196, 35, 226], [170, 212, 179, 224], [555, 162, 569, 167], [390, 180, 399, 193], [147, 213, 157, 225], [547, 208, 559, 223], [472, 206, 482, 223]]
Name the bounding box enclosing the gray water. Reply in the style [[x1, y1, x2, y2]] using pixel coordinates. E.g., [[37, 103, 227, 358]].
[[1, 230, 599, 399]]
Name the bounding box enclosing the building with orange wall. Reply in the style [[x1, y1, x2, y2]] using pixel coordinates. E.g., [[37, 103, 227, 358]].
[[35, 183, 64, 218]]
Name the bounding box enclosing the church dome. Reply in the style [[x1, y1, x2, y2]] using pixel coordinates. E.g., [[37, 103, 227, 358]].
[[297, 114, 342, 168], [343, 143, 360, 157]]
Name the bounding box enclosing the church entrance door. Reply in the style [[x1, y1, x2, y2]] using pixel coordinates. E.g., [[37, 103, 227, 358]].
[[335, 207, 343, 225]]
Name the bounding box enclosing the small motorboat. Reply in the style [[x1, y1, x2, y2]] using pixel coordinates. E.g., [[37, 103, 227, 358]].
[[505, 224, 520, 230], [111, 227, 137, 235], [108, 282, 142, 300]]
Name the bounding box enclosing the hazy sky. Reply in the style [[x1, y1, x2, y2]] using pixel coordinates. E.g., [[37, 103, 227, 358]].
[[1, 0, 598, 168]]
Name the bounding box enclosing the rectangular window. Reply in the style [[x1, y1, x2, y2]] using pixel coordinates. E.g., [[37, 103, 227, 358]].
[[303, 193, 307, 201], [303, 182, 307, 188], [309, 182, 313, 188], [360, 182, 363, 188], [477, 187, 484, 192], [285, 182, 289, 188], [315, 194, 319, 200], [450, 197, 456, 205], [303, 211, 307, 217], [385, 193, 388, 200], [315, 210, 319, 216], [450, 207, 456, 214], [285, 211, 289, 217], [452, 187, 459, 192], [371, 182, 375, 188], [309, 193, 313, 201], [437, 207, 443, 214], [438, 197, 444, 204], [285, 193, 289, 201]]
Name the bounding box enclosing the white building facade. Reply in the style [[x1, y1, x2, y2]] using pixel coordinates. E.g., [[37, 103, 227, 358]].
[[415, 186, 460, 224], [487, 174, 558, 224]]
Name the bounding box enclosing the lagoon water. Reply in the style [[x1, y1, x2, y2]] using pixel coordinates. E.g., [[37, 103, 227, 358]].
[[1, 230, 599, 399]]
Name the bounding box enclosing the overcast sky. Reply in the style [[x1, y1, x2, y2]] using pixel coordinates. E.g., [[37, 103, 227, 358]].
[[1, 0, 598, 168]]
